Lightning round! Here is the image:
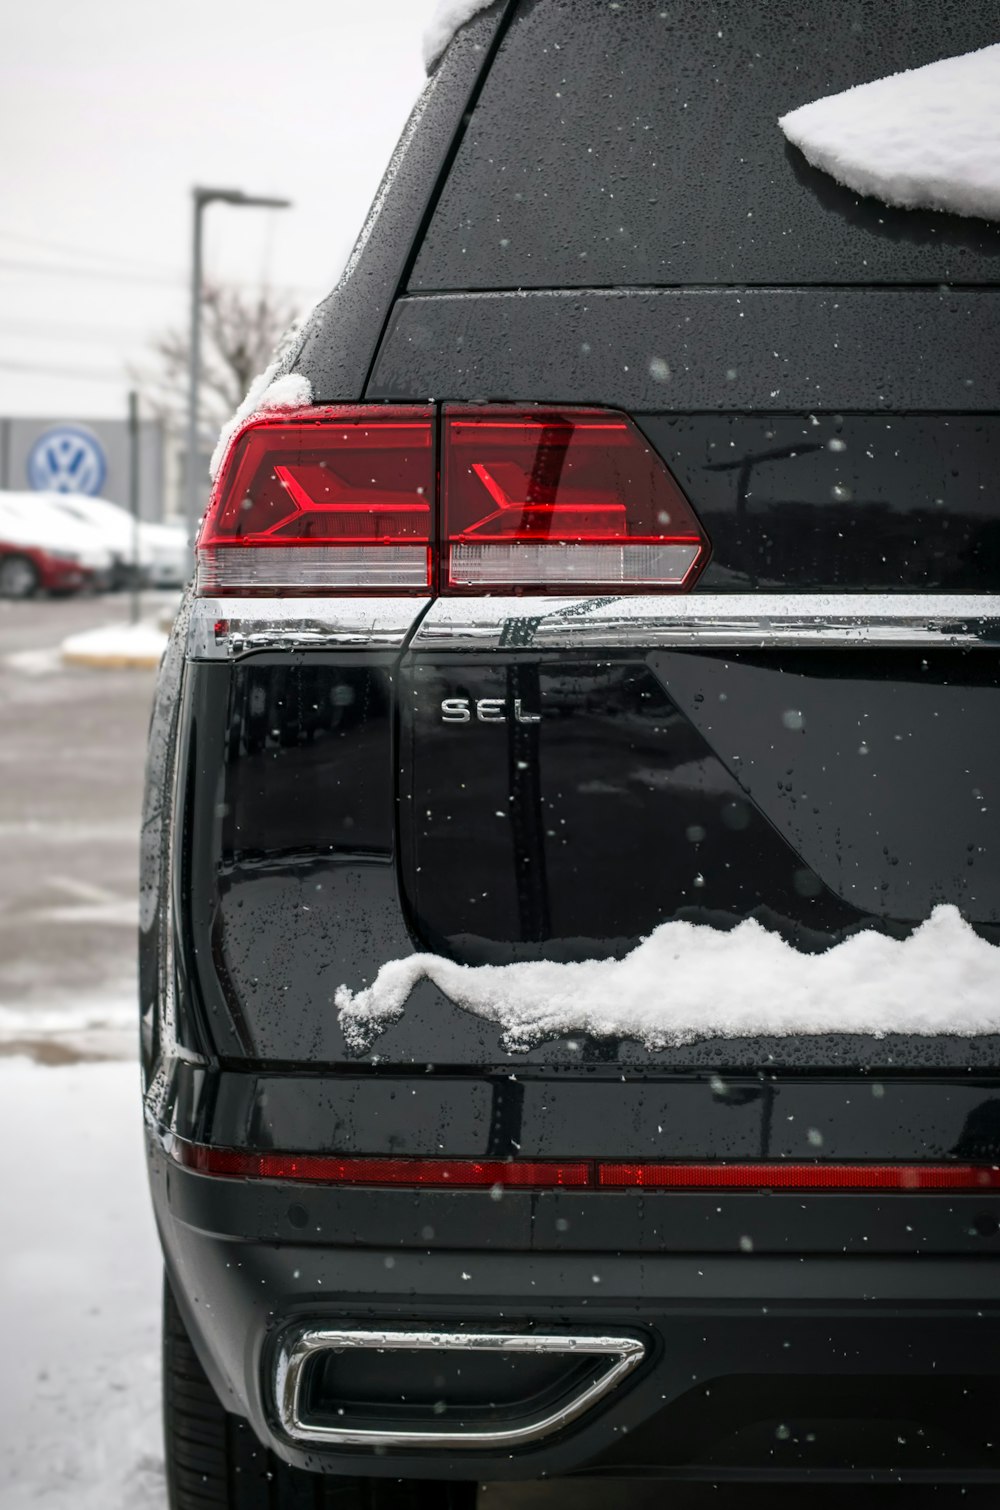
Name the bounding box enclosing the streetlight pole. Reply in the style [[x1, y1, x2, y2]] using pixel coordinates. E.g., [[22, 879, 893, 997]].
[[128, 388, 140, 626], [185, 186, 292, 545]]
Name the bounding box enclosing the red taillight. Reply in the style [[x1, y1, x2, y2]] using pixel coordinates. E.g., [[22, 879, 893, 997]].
[[442, 407, 707, 593], [197, 403, 709, 596], [599, 1163, 1000, 1191], [197, 406, 434, 595], [174, 1141, 590, 1188], [173, 1142, 1000, 1193]]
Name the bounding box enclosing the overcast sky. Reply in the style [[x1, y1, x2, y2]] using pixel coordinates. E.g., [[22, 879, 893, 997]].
[[0, 0, 439, 419]]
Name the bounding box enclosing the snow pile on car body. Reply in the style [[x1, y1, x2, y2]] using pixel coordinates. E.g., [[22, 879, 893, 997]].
[[423, 0, 496, 71], [337, 906, 1000, 1052], [780, 43, 1000, 222]]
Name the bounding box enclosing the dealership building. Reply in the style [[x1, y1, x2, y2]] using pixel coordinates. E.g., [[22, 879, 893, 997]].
[[0, 415, 173, 522]]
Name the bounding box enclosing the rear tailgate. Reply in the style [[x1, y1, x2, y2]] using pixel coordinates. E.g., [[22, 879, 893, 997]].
[[177, 0, 1000, 1071], [376, 0, 1000, 1063], [398, 409, 1000, 968]]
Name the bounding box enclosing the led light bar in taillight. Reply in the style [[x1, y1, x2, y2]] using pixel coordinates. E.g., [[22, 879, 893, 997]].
[[196, 406, 434, 595], [442, 407, 708, 594]]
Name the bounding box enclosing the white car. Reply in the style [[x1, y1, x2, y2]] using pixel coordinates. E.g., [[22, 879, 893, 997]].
[[137, 520, 190, 589], [37, 493, 190, 589], [0, 492, 114, 591]]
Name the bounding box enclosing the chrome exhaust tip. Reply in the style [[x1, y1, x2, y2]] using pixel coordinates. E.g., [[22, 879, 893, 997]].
[[274, 1327, 646, 1450]]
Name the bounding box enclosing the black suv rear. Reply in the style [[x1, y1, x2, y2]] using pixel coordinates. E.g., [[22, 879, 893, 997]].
[[143, 3, 1000, 1504]]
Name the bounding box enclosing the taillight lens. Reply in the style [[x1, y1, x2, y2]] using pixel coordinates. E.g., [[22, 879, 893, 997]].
[[197, 406, 434, 595], [442, 407, 707, 593], [197, 403, 709, 596]]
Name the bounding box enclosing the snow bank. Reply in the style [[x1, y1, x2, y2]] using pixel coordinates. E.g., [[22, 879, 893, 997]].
[[423, 0, 495, 72], [61, 621, 168, 669], [0, 994, 139, 1062], [337, 906, 1000, 1053], [779, 44, 1000, 223], [0, 1059, 163, 1510]]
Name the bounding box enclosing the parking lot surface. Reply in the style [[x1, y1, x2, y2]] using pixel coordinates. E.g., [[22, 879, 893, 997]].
[[0, 594, 170, 1042]]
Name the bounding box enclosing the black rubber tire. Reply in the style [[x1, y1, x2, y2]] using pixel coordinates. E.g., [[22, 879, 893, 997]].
[[163, 1278, 478, 1510], [0, 553, 40, 599]]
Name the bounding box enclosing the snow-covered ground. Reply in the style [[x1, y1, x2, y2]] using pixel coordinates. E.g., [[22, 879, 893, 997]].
[[0, 1056, 649, 1510], [0, 1054, 680, 1510], [0, 1057, 164, 1510], [0, 597, 167, 1508]]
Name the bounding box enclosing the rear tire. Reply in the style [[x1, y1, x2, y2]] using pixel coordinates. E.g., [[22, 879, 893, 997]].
[[163, 1278, 478, 1510], [0, 553, 39, 599]]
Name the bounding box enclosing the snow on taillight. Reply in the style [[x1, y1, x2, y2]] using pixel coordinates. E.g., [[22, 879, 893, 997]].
[[196, 406, 434, 595], [442, 406, 708, 594], [197, 403, 709, 596]]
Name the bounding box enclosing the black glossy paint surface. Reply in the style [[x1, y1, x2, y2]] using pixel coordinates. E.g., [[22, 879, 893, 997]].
[[400, 650, 999, 964], [155, 1058, 1000, 1168], [291, 3, 508, 401], [369, 289, 1000, 414], [170, 647, 1000, 1069], [179, 656, 418, 1062], [152, 1124, 1000, 1484], [655, 649, 1000, 923], [639, 413, 1000, 592], [139, 589, 209, 1077], [400, 656, 863, 960], [412, 0, 1000, 291]]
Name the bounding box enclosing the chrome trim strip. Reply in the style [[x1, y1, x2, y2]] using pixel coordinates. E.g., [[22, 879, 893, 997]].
[[274, 1327, 645, 1450], [186, 597, 430, 659], [186, 593, 1000, 657], [410, 593, 1000, 650]]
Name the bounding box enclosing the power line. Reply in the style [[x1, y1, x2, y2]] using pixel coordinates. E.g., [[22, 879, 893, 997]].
[[0, 256, 181, 288], [0, 226, 181, 278], [0, 357, 127, 385], [0, 254, 318, 294], [0, 317, 150, 345]]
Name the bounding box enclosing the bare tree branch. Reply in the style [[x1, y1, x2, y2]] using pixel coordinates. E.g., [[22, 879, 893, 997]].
[[129, 283, 301, 435]]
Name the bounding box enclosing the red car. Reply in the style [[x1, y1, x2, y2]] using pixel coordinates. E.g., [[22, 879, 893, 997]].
[[0, 538, 91, 598]]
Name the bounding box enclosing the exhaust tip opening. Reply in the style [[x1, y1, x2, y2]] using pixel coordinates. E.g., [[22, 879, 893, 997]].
[[274, 1327, 646, 1450]]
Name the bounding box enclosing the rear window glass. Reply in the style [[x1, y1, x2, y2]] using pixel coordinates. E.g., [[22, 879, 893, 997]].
[[411, 0, 1000, 290]]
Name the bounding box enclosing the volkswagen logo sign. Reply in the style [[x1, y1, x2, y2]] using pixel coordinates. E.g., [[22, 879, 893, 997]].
[[27, 425, 107, 496]]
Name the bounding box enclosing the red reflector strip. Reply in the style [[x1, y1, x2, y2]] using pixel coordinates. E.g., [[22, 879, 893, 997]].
[[173, 1142, 590, 1188], [171, 1144, 1000, 1193], [599, 1162, 1000, 1191]]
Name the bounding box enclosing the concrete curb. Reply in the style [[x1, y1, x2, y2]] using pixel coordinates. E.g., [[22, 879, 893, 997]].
[[61, 648, 163, 670]]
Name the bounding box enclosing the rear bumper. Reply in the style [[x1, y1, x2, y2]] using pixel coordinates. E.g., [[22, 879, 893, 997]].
[[149, 1129, 1000, 1484]]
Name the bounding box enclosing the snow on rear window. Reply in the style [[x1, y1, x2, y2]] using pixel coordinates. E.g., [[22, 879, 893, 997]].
[[336, 906, 1000, 1053], [423, 0, 495, 72], [779, 43, 1000, 223]]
